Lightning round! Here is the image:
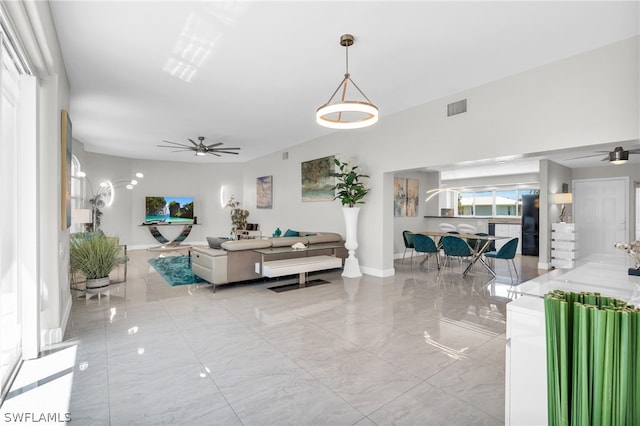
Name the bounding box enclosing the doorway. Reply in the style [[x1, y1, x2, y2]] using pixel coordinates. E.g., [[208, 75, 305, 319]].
[[573, 177, 629, 259]]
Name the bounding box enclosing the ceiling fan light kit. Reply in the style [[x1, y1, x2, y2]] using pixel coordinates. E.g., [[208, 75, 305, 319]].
[[609, 146, 629, 165], [157, 136, 241, 157], [316, 34, 379, 130]]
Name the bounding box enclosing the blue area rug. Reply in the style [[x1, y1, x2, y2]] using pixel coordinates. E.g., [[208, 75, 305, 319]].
[[148, 255, 206, 286]]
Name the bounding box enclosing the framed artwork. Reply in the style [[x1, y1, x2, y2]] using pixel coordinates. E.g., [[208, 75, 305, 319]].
[[394, 177, 407, 217], [301, 155, 335, 202], [256, 175, 273, 209], [61, 109, 72, 229], [406, 178, 419, 217]]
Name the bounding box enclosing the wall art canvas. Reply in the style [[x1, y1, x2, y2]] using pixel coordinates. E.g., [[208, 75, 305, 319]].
[[394, 177, 407, 217], [61, 109, 72, 229], [406, 178, 419, 217], [301, 155, 335, 202], [256, 175, 273, 209]]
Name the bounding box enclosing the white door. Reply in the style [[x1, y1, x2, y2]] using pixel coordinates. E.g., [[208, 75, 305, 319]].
[[573, 178, 628, 258]]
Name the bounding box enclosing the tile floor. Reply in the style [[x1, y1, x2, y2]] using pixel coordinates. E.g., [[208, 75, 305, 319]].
[[2, 248, 544, 425]]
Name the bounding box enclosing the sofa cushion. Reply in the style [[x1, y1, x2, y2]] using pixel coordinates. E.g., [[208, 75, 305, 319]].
[[221, 239, 272, 251], [206, 236, 233, 249], [269, 236, 310, 247], [283, 229, 299, 237], [306, 232, 343, 244]]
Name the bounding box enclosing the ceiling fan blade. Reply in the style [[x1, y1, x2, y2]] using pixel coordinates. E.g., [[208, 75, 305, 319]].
[[212, 150, 240, 155], [206, 142, 223, 148], [213, 147, 240, 150], [565, 153, 606, 160], [628, 148, 640, 154], [160, 141, 192, 148], [188, 139, 199, 147], [207, 152, 221, 157]]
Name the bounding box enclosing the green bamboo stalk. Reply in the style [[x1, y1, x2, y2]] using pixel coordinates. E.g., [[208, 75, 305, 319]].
[[592, 308, 607, 423], [577, 303, 590, 425], [633, 311, 640, 425], [618, 311, 629, 426], [601, 309, 615, 426], [546, 295, 560, 426], [560, 300, 569, 426]]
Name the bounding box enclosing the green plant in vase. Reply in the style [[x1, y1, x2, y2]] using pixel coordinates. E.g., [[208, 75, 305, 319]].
[[70, 232, 119, 289], [329, 158, 370, 207], [225, 196, 249, 236], [329, 158, 370, 278]]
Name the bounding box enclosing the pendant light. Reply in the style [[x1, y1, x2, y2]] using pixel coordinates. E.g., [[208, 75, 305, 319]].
[[316, 34, 378, 130]]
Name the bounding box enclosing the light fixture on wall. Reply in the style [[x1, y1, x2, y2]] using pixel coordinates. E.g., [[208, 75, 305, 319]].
[[609, 146, 629, 165], [553, 183, 573, 223], [79, 172, 144, 230], [316, 34, 378, 130]]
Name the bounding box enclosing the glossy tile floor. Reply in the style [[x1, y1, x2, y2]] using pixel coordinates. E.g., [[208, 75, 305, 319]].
[[2, 249, 543, 425]]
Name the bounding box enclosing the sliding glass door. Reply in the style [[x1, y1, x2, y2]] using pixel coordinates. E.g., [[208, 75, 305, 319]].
[[0, 32, 22, 400]]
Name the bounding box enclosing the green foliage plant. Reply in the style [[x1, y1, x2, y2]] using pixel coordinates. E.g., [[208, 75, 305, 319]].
[[225, 196, 249, 235], [330, 158, 370, 208], [70, 232, 119, 279]]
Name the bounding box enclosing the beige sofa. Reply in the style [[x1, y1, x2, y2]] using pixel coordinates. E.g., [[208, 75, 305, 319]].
[[191, 232, 346, 288]]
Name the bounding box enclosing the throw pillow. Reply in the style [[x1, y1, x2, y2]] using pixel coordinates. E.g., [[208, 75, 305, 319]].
[[283, 229, 299, 237], [206, 237, 231, 249]]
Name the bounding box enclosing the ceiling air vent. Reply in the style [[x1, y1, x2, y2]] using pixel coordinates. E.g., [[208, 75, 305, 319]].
[[447, 99, 467, 117]]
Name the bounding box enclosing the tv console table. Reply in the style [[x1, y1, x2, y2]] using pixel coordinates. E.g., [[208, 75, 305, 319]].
[[141, 223, 195, 250]]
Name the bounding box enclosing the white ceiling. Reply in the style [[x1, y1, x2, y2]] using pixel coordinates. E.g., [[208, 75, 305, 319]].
[[49, 1, 639, 172]]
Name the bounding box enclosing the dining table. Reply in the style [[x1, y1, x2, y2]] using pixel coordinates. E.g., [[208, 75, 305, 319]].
[[417, 230, 508, 277]]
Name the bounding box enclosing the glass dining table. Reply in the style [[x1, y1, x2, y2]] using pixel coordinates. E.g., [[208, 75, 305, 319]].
[[416, 230, 508, 276]]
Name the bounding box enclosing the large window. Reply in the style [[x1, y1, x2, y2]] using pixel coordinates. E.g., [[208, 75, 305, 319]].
[[456, 187, 538, 217]]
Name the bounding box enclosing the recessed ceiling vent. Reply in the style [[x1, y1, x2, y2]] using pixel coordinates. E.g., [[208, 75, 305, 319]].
[[447, 99, 467, 117]]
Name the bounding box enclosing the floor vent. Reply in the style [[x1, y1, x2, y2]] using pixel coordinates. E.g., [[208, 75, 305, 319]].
[[447, 99, 467, 116]]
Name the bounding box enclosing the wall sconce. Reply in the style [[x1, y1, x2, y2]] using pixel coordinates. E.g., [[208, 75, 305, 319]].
[[553, 184, 573, 223]]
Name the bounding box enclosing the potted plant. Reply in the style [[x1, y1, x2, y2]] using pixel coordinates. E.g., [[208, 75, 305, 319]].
[[330, 158, 370, 277], [70, 232, 120, 290], [225, 196, 249, 237], [330, 158, 370, 207]]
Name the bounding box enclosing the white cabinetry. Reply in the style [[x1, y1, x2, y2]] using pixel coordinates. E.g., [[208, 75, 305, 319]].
[[494, 224, 521, 252], [551, 223, 576, 268]]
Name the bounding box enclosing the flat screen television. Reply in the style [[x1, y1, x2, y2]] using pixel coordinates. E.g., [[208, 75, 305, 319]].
[[145, 196, 194, 224]]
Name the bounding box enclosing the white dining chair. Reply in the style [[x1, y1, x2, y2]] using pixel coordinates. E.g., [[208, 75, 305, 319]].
[[457, 223, 478, 234], [438, 223, 457, 233]]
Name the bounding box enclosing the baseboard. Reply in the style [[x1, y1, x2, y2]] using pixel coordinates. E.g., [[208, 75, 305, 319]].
[[360, 266, 395, 278], [40, 296, 72, 347], [538, 261, 552, 270]]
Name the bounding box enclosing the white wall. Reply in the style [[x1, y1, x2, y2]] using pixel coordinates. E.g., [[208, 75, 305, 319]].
[[83, 153, 245, 248], [82, 36, 640, 278]]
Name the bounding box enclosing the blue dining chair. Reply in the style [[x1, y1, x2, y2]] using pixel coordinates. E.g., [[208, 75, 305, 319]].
[[441, 235, 473, 271], [402, 230, 415, 264], [484, 237, 520, 282], [413, 234, 440, 270]]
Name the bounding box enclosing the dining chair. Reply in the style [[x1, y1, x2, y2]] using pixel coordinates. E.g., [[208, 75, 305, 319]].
[[484, 237, 520, 282], [412, 234, 440, 270], [401, 230, 415, 264], [466, 232, 489, 254], [440, 235, 474, 271]]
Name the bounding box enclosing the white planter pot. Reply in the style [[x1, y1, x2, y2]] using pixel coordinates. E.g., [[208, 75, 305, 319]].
[[342, 206, 362, 278], [86, 276, 110, 292]]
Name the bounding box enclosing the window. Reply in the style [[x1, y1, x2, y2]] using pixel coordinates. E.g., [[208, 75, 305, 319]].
[[455, 187, 538, 217], [70, 155, 86, 233]]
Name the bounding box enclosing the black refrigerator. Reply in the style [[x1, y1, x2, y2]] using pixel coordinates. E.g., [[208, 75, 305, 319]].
[[521, 194, 539, 256]]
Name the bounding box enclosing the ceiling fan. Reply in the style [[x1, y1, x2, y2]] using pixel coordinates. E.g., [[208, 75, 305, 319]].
[[566, 145, 640, 165], [157, 136, 241, 157]]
